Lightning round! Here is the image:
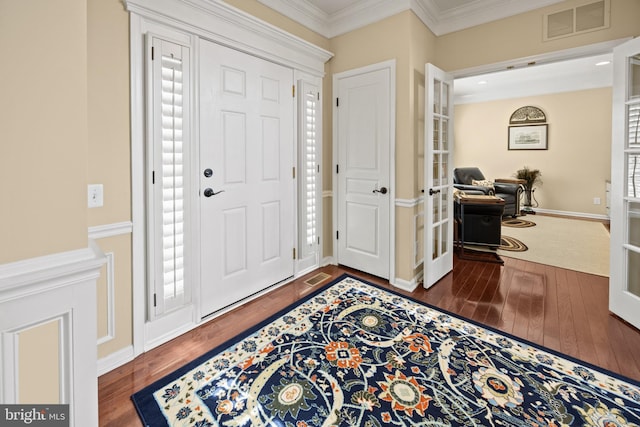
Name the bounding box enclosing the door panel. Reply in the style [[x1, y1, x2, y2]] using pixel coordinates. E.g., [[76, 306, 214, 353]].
[[336, 66, 392, 279], [424, 64, 454, 288], [610, 37, 640, 329], [199, 39, 294, 317]]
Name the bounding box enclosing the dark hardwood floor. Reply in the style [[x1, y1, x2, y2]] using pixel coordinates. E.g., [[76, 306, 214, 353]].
[[98, 256, 640, 426]]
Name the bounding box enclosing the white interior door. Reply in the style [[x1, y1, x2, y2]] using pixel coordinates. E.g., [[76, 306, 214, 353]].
[[610, 37, 640, 329], [424, 63, 454, 288], [335, 63, 393, 279], [199, 39, 294, 318]]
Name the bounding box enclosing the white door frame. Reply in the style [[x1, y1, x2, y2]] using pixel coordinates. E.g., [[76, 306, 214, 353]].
[[332, 60, 396, 283]]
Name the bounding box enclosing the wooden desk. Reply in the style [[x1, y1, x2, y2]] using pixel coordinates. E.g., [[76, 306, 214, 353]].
[[495, 178, 526, 186], [458, 194, 505, 205]]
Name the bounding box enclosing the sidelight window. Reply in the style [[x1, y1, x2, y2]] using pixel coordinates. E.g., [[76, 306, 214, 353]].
[[298, 80, 321, 261], [149, 37, 191, 317]]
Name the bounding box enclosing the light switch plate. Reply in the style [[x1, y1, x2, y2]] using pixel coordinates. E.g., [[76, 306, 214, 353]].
[[88, 184, 104, 208]]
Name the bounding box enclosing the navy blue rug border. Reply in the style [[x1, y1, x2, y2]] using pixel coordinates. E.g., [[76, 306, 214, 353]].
[[132, 272, 640, 426]]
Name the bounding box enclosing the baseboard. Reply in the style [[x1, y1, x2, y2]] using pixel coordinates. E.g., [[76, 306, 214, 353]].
[[321, 256, 336, 267], [392, 272, 423, 292], [145, 319, 198, 353], [97, 345, 135, 376], [529, 208, 609, 221]]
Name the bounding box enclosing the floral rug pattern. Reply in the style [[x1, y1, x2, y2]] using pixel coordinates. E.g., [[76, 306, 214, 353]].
[[132, 275, 640, 426]]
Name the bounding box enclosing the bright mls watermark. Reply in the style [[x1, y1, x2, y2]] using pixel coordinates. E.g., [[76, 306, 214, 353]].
[[0, 405, 69, 426]]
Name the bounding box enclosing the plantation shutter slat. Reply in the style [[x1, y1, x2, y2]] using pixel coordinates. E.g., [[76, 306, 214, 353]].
[[298, 80, 319, 259], [151, 37, 190, 316]]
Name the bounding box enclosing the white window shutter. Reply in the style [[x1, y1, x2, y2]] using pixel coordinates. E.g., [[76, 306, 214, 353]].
[[150, 37, 191, 316], [298, 80, 320, 259]]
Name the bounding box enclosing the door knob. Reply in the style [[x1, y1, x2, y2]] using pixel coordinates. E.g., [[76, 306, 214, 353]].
[[373, 187, 388, 195], [204, 188, 224, 197]]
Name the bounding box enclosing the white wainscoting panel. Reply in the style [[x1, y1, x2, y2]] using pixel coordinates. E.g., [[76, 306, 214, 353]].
[[0, 242, 105, 426]]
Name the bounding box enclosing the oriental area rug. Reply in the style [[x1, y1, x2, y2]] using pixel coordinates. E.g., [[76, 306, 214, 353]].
[[132, 274, 640, 426]]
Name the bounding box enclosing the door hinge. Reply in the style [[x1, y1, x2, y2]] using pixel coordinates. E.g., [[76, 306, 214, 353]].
[[336, 164, 339, 174], [336, 230, 339, 240], [292, 85, 295, 97], [292, 167, 296, 179], [151, 46, 154, 61], [293, 248, 297, 260], [336, 97, 339, 107], [153, 293, 157, 307], [317, 236, 320, 245], [317, 92, 320, 101], [152, 171, 155, 184], [317, 164, 320, 174]]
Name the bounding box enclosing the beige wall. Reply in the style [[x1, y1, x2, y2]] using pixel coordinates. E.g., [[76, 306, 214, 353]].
[[0, 0, 88, 404], [88, 0, 131, 226], [19, 321, 60, 403], [0, 0, 88, 263], [88, 0, 133, 359], [454, 87, 612, 216], [436, 0, 640, 72]]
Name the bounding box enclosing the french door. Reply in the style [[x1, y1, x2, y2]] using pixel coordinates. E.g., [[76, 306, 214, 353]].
[[424, 64, 454, 288], [610, 37, 640, 329], [199, 39, 295, 318]]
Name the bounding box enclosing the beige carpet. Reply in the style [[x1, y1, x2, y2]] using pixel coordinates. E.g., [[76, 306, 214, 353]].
[[497, 215, 610, 277]]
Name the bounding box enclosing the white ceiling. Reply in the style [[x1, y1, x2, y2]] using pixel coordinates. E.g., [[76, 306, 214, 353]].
[[454, 53, 613, 104]]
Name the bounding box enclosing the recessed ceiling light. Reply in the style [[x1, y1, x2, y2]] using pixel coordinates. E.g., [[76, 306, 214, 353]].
[[595, 61, 611, 66], [478, 80, 488, 85]]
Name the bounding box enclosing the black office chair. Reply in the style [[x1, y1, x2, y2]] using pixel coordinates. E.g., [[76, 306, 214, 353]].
[[453, 167, 523, 217]]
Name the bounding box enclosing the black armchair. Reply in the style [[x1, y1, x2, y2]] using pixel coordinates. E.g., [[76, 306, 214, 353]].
[[453, 167, 523, 217]]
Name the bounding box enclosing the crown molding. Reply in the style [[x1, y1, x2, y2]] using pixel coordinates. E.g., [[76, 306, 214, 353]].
[[257, 0, 565, 38], [328, 0, 410, 38], [126, 0, 333, 75], [427, 0, 564, 36], [256, 0, 331, 36]]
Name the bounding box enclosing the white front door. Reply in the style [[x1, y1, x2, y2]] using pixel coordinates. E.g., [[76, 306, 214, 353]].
[[610, 37, 640, 329], [199, 39, 294, 318], [424, 64, 454, 288], [334, 62, 394, 279]]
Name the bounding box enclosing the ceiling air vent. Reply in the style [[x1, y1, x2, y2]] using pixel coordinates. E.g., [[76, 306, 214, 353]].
[[543, 0, 609, 41]]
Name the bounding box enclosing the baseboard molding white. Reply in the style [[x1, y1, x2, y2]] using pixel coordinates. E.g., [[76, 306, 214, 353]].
[[295, 263, 321, 278], [97, 345, 135, 376], [321, 256, 336, 267], [392, 272, 423, 292], [530, 208, 609, 221]]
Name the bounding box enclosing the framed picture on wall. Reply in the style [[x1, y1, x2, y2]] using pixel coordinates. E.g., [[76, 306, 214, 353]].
[[508, 124, 548, 150]]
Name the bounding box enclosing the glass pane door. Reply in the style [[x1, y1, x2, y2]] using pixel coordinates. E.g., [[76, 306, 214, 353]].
[[424, 64, 454, 288], [610, 41, 640, 329]]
